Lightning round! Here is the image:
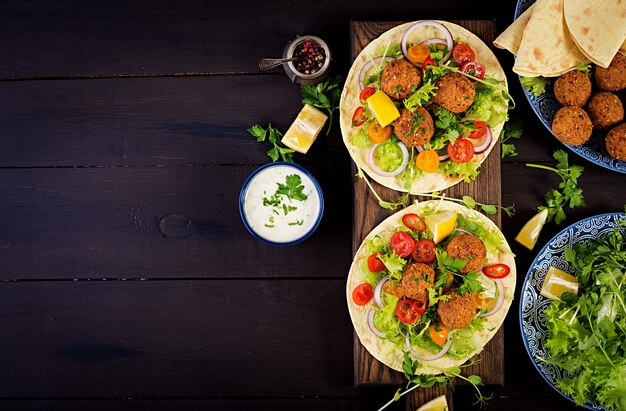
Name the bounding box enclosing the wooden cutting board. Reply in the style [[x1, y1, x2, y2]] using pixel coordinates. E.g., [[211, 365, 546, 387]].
[[349, 20, 503, 411]]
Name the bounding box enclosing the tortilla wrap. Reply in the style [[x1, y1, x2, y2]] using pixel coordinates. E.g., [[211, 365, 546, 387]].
[[339, 21, 508, 194], [513, 0, 588, 77], [494, 3, 536, 55], [563, 0, 626, 68], [346, 200, 516, 374]]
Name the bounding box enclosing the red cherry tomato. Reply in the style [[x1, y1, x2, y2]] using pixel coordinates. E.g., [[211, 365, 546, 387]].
[[447, 138, 475, 163], [467, 121, 488, 139], [460, 61, 486, 80], [352, 283, 374, 306], [411, 299, 427, 315], [429, 323, 448, 345], [411, 239, 436, 263], [482, 263, 511, 279], [359, 86, 376, 101], [402, 213, 426, 232], [367, 252, 386, 272], [452, 43, 475, 65], [352, 106, 367, 127], [390, 231, 415, 258], [423, 56, 435, 69], [396, 299, 419, 324]]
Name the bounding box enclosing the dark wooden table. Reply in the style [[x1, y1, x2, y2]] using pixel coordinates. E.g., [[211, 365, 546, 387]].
[[0, 1, 624, 410]]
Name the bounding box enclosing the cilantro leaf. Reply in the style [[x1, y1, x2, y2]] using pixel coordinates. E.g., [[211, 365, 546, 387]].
[[247, 124, 267, 141], [520, 76, 551, 97], [247, 123, 295, 163], [500, 117, 523, 158], [300, 75, 343, 135], [276, 174, 308, 201]]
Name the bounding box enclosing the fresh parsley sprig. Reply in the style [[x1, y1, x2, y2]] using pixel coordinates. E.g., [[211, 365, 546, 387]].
[[526, 149, 585, 225], [500, 117, 523, 158], [247, 123, 295, 162], [276, 174, 308, 201], [300, 74, 343, 135]]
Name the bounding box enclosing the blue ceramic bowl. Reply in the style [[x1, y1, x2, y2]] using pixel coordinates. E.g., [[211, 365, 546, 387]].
[[239, 162, 324, 246]]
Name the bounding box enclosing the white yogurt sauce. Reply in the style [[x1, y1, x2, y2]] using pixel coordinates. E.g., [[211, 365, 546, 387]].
[[243, 165, 321, 243]]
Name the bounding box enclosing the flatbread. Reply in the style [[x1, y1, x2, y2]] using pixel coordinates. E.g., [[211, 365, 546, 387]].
[[513, 0, 588, 77], [339, 21, 508, 194], [494, 3, 536, 55], [564, 0, 626, 68], [346, 200, 516, 374]]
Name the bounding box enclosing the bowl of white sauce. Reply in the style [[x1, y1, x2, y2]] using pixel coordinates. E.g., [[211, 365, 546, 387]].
[[239, 162, 324, 246]]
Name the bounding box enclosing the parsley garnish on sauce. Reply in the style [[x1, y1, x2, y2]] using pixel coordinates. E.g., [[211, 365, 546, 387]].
[[261, 174, 308, 228]]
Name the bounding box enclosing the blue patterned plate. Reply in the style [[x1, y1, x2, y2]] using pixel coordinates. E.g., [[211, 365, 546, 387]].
[[519, 212, 625, 410], [515, 0, 626, 174]]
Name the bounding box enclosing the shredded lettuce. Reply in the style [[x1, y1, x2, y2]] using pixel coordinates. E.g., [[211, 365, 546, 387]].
[[465, 78, 510, 128], [379, 252, 407, 282], [448, 317, 487, 359], [350, 126, 373, 148], [373, 140, 405, 172], [520, 76, 550, 97], [441, 158, 481, 182], [397, 152, 424, 190], [456, 213, 505, 256], [403, 81, 437, 112]]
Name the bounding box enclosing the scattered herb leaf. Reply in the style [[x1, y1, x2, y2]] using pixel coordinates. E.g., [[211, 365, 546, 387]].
[[500, 116, 523, 158], [300, 74, 344, 135], [520, 76, 550, 97], [247, 123, 295, 162]]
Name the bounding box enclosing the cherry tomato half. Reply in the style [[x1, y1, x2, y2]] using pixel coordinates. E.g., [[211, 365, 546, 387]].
[[359, 86, 376, 101], [390, 231, 415, 258], [429, 323, 449, 345], [482, 263, 511, 279], [411, 299, 427, 315], [407, 44, 430, 64], [415, 149, 440, 173], [411, 239, 436, 264], [402, 213, 426, 232], [352, 283, 374, 306], [367, 252, 386, 273], [467, 121, 488, 140], [396, 299, 419, 324], [460, 61, 486, 80], [368, 121, 392, 144], [423, 56, 435, 69], [447, 138, 475, 163], [352, 106, 367, 127], [452, 43, 475, 65]]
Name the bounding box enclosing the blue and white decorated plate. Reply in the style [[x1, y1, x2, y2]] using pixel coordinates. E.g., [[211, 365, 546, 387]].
[[515, 0, 626, 174], [519, 212, 625, 410]]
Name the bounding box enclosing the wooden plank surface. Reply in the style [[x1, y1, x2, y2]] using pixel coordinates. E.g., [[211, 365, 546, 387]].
[[350, 20, 502, 410]]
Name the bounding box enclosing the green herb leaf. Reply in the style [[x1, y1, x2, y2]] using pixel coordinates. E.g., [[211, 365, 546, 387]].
[[276, 174, 308, 202], [500, 117, 523, 158], [247, 124, 267, 141], [247, 123, 295, 163], [520, 76, 551, 97], [300, 75, 344, 135]]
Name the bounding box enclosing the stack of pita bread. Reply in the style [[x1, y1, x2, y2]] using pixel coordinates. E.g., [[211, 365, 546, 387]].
[[494, 0, 626, 77]]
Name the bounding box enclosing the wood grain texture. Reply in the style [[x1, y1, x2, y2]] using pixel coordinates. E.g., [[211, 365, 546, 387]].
[[350, 20, 503, 408]]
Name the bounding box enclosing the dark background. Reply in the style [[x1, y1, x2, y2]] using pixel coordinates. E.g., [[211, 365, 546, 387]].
[[0, 1, 624, 410]]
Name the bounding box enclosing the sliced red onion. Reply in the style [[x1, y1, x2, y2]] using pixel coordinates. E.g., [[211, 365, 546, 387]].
[[359, 56, 394, 90], [374, 275, 390, 308], [453, 227, 472, 235], [438, 153, 449, 162], [416, 145, 424, 153], [368, 308, 386, 338], [368, 141, 409, 177], [405, 330, 453, 361], [478, 279, 505, 318], [401, 21, 454, 67], [471, 125, 493, 154]]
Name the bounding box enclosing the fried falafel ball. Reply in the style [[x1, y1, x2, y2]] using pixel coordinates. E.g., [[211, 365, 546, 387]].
[[432, 73, 475, 113], [381, 59, 422, 100], [402, 262, 435, 303], [551, 106, 593, 145], [594, 53, 626, 92], [605, 123, 626, 161], [446, 234, 486, 274], [382, 280, 405, 299], [554, 69, 592, 107], [437, 291, 476, 329], [586, 91, 624, 130], [393, 107, 435, 147]]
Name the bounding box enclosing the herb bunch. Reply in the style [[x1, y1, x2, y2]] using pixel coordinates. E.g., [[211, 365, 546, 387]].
[[300, 74, 343, 135], [247, 123, 295, 162]]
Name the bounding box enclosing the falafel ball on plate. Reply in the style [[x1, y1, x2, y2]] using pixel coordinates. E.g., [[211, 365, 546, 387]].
[[393, 107, 435, 147], [594, 53, 626, 92], [605, 123, 626, 161], [382, 280, 405, 299], [554, 69, 592, 107], [432, 73, 475, 113], [402, 262, 435, 303], [381, 59, 421, 100], [586, 91, 624, 130], [551, 106, 593, 146], [437, 291, 476, 329], [446, 234, 486, 274]]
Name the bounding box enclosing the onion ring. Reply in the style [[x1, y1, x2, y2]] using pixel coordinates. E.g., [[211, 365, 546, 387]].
[[368, 308, 387, 338], [472, 125, 493, 154], [401, 21, 453, 67], [368, 141, 410, 177], [453, 227, 472, 235], [478, 279, 505, 318], [373, 275, 390, 308], [405, 330, 453, 361], [359, 56, 394, 90]]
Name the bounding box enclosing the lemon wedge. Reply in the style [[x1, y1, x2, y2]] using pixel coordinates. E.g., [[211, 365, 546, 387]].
[[423, 211, 457, 244], [540, 266, 579, 300], [281, 104, 328, 154], [515, 209, 548, 250], [416, 394, 448, 411]]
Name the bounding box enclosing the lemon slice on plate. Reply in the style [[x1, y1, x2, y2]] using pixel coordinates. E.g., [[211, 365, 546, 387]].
[[281, 104, 328, 154], [540, 266, 579, 300], [424, 211, 457, 244], [515, 209, 548, 250], [416, 394, 448, 411]]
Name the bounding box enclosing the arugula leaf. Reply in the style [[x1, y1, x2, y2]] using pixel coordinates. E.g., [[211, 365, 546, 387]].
[[500, 116, 523, 158], [300, 75, 343, 135], [520, 76, 551, 97], [276, 174, 308, 201], [247, 123, 295, 162]]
